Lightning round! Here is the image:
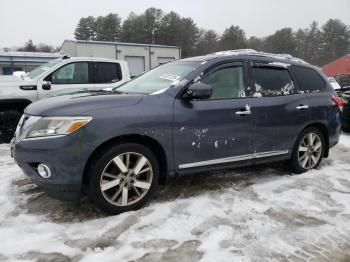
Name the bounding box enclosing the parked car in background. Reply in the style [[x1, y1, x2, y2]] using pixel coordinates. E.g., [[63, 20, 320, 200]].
[[0, 56, 130, 142], [12, 71, 26, 77], [11, 50, 342, 214], [341, 91, 350, 132], [328, 77, 342, 93]]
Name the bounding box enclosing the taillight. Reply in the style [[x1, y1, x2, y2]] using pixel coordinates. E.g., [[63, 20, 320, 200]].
[[332, 95, 344, 110]]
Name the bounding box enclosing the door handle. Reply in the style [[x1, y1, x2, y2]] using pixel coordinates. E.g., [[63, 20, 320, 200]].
[[235, 104, 251, 115], [296, 105, 309, 110]]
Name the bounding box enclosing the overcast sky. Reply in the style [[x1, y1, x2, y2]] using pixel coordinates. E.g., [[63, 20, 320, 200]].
[[0, 0, 349, 49]]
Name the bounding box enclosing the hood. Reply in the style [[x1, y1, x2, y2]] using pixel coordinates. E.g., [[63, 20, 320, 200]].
[[0, 75, 36, 87], [0, 75, 24, 85], [0, 75, 24, 83], [25, 90, 143, 116]]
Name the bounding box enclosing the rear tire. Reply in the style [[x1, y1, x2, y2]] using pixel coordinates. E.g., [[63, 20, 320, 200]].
[[289, 127, 325, 174], [87, 143, 159, 214], [0, 110, 22, 143]]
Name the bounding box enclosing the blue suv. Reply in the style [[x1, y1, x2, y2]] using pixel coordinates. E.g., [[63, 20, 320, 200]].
[[11, 50, 342, 214]]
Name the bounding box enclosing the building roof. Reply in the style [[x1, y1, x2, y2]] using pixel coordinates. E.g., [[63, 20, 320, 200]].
[[61, 39, 181, 50], [322, 54, 350, 77], [0, 51, 62, 58]]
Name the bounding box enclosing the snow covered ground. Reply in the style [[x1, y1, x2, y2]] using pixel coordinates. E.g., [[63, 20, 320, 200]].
[[0, 134, 350, 261]]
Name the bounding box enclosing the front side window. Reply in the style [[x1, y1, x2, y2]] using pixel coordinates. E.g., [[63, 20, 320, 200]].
[[253, 66, 294, 97], [203, 66, 246, 99], [95, 62, 122, 84], [292, 66, 326, 93], [117, 61, 200, 94], [51, 62, 89, 85]]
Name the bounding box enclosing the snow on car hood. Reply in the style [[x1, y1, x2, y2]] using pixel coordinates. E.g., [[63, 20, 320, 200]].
[[25, 91, 143, 116]]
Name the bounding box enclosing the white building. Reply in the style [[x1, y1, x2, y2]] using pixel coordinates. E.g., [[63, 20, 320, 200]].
[[60, 40, 182, 76], [0, 51, 62, 75]]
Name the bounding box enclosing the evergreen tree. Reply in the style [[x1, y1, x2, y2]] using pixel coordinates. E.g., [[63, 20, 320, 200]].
[[195, 29, 220, 55], [24, 39, 36, 52], [158, 11, 199, 57], [95, 13, 121, 42], [74, 16, 96, 40], [143, 8, 163, 44], [263, 28, 297, 55], [294, 29, 307, 60], [319, 19, 350, 65], [246, 36, 264, 51], [219, 25, 247, 50], [305, 21, 322, 64]]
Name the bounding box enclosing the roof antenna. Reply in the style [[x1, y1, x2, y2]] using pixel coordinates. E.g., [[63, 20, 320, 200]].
[[62, 55, 70, 59]]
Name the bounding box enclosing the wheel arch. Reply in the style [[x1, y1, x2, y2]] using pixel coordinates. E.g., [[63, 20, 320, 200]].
[[299, 122, 330, 158], [0, 99, 32, 113], [82, 134, 169, 189]]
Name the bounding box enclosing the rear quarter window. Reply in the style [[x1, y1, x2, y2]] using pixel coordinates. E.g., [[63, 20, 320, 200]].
[[292, 66, 326, 94]]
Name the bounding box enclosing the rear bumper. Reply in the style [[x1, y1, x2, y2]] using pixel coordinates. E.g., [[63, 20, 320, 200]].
[[11, 135, 95, 201]]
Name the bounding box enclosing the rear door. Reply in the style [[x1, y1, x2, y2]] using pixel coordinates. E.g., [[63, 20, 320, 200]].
[[93, 62, 123, 90], [173, 61, 254, 171], [250, 62, 310, 158]]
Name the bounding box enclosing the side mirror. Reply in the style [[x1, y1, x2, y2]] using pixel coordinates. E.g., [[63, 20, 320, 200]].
[[42, 81, 51, 90], [183, 82, 212, 100]]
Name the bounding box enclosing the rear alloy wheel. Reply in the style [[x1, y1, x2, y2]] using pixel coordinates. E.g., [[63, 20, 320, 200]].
[[0, 110, 22, 143], [290, 128, 325, 174], [297, 132, 322, 170], [88, 143, 159, 214]]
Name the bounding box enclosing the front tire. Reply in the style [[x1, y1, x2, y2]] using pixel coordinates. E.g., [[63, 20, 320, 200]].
[[289, 127, 325, 174], [0, 110, 22, 143], [87, 143, 159, 214]]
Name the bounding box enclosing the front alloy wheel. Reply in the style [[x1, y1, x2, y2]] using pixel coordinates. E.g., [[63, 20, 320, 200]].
[[88, 143, 159, 214], [100, 152, 153, 206]]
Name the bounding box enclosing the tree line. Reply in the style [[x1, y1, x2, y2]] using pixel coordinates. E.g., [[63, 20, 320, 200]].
[[74, 8, 350, 66], [13, 39, 57, 53]]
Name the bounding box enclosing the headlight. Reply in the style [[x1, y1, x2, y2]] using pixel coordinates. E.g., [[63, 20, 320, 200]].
[[25, 116, 93, 138]]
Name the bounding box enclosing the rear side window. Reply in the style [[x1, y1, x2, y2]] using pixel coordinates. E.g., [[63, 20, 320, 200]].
[[94, 62, 122, 84], [292, 66, 326, 93], [253, 66, 294, 97]]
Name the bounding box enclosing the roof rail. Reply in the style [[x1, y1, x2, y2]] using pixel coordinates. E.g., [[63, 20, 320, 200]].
[[209, 49, 308, 64]]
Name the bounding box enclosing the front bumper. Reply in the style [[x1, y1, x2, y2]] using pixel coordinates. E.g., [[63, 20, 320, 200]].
[[11, 135, 95, 201]]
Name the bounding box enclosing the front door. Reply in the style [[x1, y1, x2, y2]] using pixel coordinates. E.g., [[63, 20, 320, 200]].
[[173, 62, 254, 171], [38, 61, 93, 99]]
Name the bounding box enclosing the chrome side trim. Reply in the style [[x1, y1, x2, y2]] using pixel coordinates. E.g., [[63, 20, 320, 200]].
[[178, 150, 289, 169], [253, 150, 289, 158]]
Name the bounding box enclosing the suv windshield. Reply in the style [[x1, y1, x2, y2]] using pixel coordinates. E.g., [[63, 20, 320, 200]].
[[26, 59, 62, 80], [117, 61, 200, 94]]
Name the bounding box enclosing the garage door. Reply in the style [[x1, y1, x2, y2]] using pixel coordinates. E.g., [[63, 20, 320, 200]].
[[125, 56, 145, 77]]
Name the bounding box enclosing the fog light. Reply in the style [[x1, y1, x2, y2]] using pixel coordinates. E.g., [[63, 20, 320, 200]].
[[37, 164, 51, 178]]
